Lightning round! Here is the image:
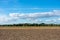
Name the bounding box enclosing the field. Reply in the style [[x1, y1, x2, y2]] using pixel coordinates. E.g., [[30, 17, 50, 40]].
[[0, 26, 60, 40]]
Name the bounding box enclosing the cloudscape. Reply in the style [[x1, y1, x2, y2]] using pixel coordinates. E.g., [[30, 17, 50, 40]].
[[0, 0, 60, 24]]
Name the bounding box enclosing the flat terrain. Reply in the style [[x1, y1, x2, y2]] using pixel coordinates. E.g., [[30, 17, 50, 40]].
[[0, 26, 60, 29], [0, 26, 60, 40]]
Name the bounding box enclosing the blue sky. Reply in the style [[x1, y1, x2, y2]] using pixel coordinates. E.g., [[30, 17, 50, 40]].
[[0, 0, 60, 24]]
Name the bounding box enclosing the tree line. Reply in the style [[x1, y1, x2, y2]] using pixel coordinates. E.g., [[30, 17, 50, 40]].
[[0, 23, 60, 27]]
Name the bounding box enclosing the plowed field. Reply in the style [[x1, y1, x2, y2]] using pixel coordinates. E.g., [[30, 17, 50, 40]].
[[0, 27, 60, 40]]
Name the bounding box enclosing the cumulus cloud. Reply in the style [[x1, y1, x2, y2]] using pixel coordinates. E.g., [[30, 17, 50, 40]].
[[0, 14, 18, 22], [0, 10, 60, 23], [45, 19, 57, 22], [0, 16, 10, 22], [8, 10, 60, 23], [9, 10, 60, 19]]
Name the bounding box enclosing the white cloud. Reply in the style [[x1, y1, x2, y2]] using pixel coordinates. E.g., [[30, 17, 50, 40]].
[[0, 14, 18, 22], [8, 10, 60, 23], [9, 13, 20, 19], [0, 16, 10, 22], [0, 10, 60, 23], [45, 19, 57, 22], [9, 10, 60, 19]]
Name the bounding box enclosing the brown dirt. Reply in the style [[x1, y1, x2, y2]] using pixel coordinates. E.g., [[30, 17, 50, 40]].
[[0, 27, 60, 40], [0, 27, 60, 29]]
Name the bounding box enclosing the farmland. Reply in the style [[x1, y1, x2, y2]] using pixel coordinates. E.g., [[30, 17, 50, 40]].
[[0, 26, 60, 40], [0, 26, 60, 29]]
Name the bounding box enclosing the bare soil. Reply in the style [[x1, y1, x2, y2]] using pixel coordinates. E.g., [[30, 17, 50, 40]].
[[0, 27, 60, 40]]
